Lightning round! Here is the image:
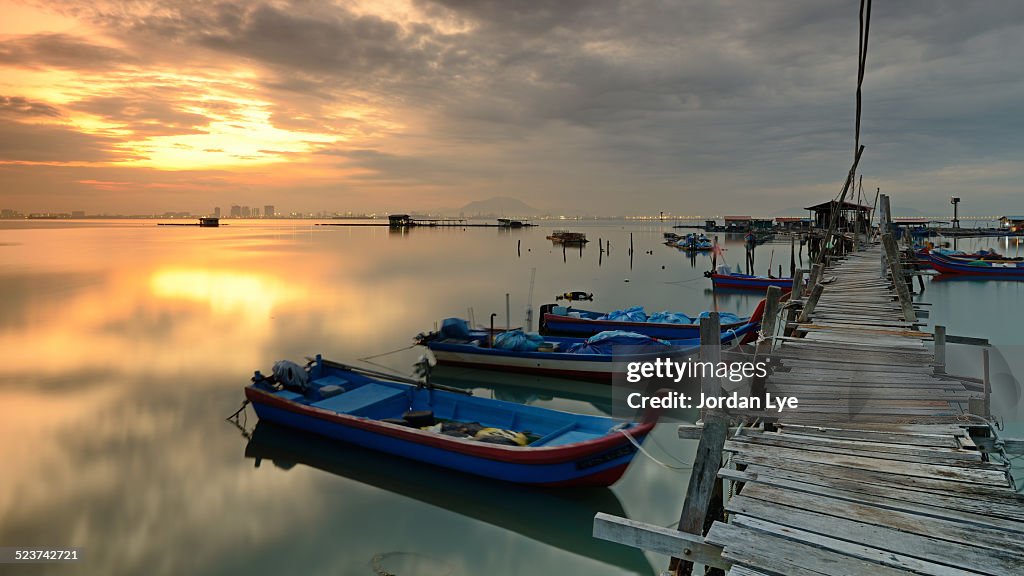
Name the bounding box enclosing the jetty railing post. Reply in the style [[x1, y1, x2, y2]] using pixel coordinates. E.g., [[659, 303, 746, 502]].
[[881, 232, 917, 322], [505, 293, 511, 331], [790, 269, 805, 302], [784, 269, 805, 336], [808, 262, 824, 292], [671, 311, 727, 576], [751, 286, 781, 401], [934, 325, 946, 375], [879, 194, 892, 278], [798, 283, 824, 323], [983, 348, 991, 418]]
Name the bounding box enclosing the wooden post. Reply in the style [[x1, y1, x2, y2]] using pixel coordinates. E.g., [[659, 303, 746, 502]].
[[784, 269, 805, 336], [698, 312, 723, 420], [934, 325, 946, 375], [879, 194, 892, 277], [790, 269, 805, 301], [797, 283, 824, 323], [881, 232, 917, 322], [750, 286, 781, 401], [790, 234, 796, 277], [983, 348, 991, 418], [808, 263, 824, 292], [671, 314, 727, 576]]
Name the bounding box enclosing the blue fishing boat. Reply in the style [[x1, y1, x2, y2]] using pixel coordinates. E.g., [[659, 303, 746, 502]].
[[417, 318, 761, 381], [540, 300, 763, 339], [244, 355, 657, 486], [927, 251, 1024, 278], [707, 271, 795, 292], [669, 233, 714, 251]]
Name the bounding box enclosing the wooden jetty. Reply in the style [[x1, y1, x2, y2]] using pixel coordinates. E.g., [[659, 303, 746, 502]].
[[595, 195, 1023, 575]]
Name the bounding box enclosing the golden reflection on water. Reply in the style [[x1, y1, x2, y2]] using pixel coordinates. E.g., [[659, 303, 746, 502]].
[[0, 221, 803, 575], [150, 268, 308, 318]]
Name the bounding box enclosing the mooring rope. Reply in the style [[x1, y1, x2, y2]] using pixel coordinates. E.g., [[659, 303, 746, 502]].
[[619, 428, 692, 472], [357, 343, 419, 373]]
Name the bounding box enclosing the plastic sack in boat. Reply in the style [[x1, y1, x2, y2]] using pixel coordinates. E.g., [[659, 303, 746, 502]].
[[440, 317, 471, 339], [599, 306, 648, 322], [566, 331, 672, 354], [493, 329, 545, 351], [647, 311, 693, 324], [698, 311, 743, 324]]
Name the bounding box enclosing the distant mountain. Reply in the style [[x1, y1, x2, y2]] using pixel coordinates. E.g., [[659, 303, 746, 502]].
[[456, 196, 541, 217]]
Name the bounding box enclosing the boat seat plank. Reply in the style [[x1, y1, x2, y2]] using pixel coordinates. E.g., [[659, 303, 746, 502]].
[[310, 383, 407, 416]]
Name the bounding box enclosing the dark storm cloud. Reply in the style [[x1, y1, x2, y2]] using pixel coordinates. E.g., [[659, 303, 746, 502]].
[[0, 32, 134, 70], [0, 96, 62, 118], [0, 118, 126, 162]]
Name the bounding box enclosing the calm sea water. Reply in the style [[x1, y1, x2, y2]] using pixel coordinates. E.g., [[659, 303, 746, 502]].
[[1, 220, 1020, 575]]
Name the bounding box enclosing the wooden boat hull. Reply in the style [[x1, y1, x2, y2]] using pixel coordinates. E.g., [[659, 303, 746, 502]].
[[927, 253, 1024, 277], [425, 322, 759, 381], [246, 361, 655, 487], [542, 314, 743, 339], [710, 273, 794, 292]]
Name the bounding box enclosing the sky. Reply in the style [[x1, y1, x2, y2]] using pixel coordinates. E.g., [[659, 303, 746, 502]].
[[0, 0, 1022, 217]]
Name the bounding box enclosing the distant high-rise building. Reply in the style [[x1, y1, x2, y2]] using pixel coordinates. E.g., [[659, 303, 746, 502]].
[[214, 207, 221, 218], [264, 205, 274, 218], [230, 205, 241, 218], [241, 205, 250, 218]]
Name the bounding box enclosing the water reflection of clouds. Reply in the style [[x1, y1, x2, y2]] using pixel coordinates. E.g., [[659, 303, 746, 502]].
[[0, 223, 824, 575]]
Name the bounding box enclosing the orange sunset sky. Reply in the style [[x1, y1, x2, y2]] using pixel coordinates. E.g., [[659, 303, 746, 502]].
[[1, 1, 1023, 215]]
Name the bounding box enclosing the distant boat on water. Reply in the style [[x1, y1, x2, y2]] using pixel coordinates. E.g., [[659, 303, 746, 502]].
[[547, 230, 589, 244]]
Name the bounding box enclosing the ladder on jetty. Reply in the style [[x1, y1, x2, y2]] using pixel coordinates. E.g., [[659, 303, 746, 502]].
[[595, 240, 1024, 575]]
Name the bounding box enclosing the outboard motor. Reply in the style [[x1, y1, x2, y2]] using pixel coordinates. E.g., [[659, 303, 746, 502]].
[[272, 360, 309, 391]]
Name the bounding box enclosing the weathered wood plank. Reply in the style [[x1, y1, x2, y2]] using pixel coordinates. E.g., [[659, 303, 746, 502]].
[[730, 515, 988, 576], [722, 441, 1009, 485], [723, 466, 1024, 526], [706, 522, 916, 576], [591, 513, 730, 570], [737, 484, 1024, 554]]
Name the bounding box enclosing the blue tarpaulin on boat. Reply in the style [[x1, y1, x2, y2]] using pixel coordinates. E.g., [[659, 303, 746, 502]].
[[440, 318, 471, 339], [599, 306, 648, 322], [647, 311, 693, 324], [493, 329, 545, 351], [566, 331, 672, 354], [698, 311, 742, 324]]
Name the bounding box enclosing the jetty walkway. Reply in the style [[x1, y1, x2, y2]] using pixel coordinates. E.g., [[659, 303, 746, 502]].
[[596, 240, 1024, 575]]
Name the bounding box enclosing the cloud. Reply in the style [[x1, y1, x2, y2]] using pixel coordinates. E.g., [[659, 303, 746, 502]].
[[0, 32, 133, 70], [0, 118, 126, 163], [1, 1, 1023, 215], [0, 95, 62, 118]]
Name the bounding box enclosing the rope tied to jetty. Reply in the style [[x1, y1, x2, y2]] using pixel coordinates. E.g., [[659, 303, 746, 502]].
[[618, 427, 691, 472]]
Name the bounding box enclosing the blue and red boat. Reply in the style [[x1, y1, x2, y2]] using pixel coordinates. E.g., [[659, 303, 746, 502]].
[[245, 355, 657, 487], [540, 300, 763, 339], [927, 252, 1024, 278], [707, 271, 795, 292], [418, 317, 761, 381]]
